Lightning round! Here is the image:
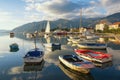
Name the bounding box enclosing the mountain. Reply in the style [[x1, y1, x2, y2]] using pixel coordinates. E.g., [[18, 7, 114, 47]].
[[0, 30, 10, 33], [12, 12, 120, 33], [101, 12, 120, 23]]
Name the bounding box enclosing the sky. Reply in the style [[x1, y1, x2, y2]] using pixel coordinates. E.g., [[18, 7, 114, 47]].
[[0, 0, 120, 30]]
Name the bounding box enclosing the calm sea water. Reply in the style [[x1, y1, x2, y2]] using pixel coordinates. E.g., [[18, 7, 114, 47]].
[[0, 33, 120, 80]]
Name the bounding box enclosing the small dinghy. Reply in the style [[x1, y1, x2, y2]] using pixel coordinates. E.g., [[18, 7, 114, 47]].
[[59, 55, 94, 74], [74, 49, 112, 63], [24, 48, 44, 63], [9, 43, 19, 52]]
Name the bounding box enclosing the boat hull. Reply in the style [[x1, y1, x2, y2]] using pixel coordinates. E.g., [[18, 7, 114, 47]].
[[24, 48, 44, 63], [75, 49, 112, 63], [77, 43, 106, 50], [24, 57, 43, 63], [59, 56, 90, 74]]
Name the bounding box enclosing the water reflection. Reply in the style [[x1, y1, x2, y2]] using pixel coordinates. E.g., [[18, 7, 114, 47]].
[[10, 32, 14, 38], [93, 61, 113, 69], [1, 34, 120, 80], [23, 60, 45, 80], [10, 48, 19, 52], [23, 59, 45, 72], [59, 62, 94, 80]]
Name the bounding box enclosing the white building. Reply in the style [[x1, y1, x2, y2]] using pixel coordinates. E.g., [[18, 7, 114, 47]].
[[109, 22, 120, 29], [95, 20, 111, 31], [95, 23, 106, 31]]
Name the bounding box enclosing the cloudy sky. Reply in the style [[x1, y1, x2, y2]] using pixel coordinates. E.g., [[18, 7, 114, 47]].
[[0, 0, 120, 30]]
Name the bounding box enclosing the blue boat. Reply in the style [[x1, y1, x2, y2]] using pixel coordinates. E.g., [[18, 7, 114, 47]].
[[24, 48, 44, 63], [24, 34, 44, 63], [9, 43, 19, 52]]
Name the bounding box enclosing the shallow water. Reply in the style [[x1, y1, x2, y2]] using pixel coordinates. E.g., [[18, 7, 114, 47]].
[[0, 34, 120, 80]]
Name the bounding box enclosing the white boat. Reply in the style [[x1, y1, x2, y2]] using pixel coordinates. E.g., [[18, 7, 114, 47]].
[[97, 37, 105, 43], [44, 43, 61, 51], [86, 35, 99, 40], [24, 48, 44, 63], [44, 21, 51, 38], [77, 42, 107, 50], [59, 55, 94, 74], [67, 36, 80, 42], [93, 61, 112, 68]]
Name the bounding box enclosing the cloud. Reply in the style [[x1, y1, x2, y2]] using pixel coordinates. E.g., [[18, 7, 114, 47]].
[[0, 11, 12, 22], [23, 0, 120, 21], [1, 0, 120, 30], [98, 0, 120, 15], [0, 10, 27, 30], [24, 0, 93, 20], [8, 66, 22, 75]]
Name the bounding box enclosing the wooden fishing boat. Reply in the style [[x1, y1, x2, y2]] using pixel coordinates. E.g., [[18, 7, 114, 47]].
[[59, 55, 94, 74], [74, 49, 112, 63]]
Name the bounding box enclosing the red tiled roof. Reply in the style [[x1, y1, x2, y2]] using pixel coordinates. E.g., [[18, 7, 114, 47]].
[[113, 22, 120, 25]]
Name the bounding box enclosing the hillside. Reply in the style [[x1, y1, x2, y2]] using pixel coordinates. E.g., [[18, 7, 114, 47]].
[[12, 12, 120, 33], [102, 13, 120, 23]]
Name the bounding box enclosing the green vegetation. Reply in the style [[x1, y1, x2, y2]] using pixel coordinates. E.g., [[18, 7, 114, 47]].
[[96, 27, 120, 34]]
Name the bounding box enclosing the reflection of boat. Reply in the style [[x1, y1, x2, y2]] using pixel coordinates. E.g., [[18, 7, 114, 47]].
[[10, 48, 19, 52], [44, 21, 51, 38], [25, 33, 33, 39], [59, 62, 94, 80], [44, 36, 61, 51], [77, 42, 107, 50], [44, 43, 61, 51], [23, 59, 45, 72], [9, 43, 19, 52], [24, 48, 44, 63], [53, 30, 67, 35], [93, 61, 112, 69], [10, 32, 14, 38], [75, 49, 112, 63], [59, 55, 94, 74]]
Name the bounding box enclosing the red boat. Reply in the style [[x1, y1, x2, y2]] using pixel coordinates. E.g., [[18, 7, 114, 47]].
[[74, 49, 112, 63]]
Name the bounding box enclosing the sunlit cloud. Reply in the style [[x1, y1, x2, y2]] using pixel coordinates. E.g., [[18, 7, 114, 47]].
[[0, 11, 12, 22], [24, 0, 120, 20], [0, 0, 120, 30], [24, 0, 92, 20]]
